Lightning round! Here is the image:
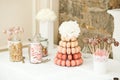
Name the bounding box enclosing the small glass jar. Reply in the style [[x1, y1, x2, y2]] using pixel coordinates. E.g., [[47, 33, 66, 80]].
[[29, 42, 43, 64], [8, 40, 23, 62], [28, 33, 48, 63]]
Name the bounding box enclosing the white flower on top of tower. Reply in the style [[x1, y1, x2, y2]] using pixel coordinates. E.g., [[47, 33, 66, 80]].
[[59, 20, 80, 39]]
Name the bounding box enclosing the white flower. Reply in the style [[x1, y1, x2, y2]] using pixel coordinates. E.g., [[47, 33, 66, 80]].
[[36, 8, 57, 21], [59, 21, 80, 38]]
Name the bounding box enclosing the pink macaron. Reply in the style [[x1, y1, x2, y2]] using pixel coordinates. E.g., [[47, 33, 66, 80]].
[[62, 54, 67, 60], [56, 59, 61, 66], [73, 53, 79, 60], [67, 48, 71, 54], [61, 47, 67, 54], [61, 60, 66, 66], [75, 59, 81, 66], [66, 60, 71, 67], [78, 58, 83, 65], [75, 46, 81, 53], [62, 41, 67, 47], [66, 42, 71, 48], [57, 53, 63, 59], [71, 60, 76, 67], [68, 54, 72, 60], [71, 48, 76, 54], [57, 46, 62, 53]]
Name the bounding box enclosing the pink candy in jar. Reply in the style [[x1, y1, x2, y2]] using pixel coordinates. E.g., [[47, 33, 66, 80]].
[[29, 43, 43, 64]]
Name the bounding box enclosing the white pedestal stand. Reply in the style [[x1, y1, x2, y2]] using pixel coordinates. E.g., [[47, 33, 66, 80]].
[[107, 9, 120, 61]]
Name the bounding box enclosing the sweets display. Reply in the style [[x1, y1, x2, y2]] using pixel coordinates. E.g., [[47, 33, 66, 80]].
[[54, 21, 83, 67], [54, 37, 83, 67]]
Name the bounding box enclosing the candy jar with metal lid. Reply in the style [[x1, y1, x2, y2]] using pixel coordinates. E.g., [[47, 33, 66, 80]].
[[28, 33, 43, 64]]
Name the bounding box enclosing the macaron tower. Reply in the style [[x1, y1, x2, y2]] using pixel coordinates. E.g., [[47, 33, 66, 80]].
[[54, 21, 83, 67]]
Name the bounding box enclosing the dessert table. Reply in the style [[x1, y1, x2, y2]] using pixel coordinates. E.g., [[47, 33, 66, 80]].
[[0, 48, 120, 80]]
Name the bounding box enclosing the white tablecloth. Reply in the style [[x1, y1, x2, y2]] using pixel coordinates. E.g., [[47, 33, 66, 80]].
[[0, 48, 120, 80]]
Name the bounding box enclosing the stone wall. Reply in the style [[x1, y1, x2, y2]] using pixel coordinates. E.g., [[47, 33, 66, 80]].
[[59, 0, 120, 57], [59, 0, 120, 47]]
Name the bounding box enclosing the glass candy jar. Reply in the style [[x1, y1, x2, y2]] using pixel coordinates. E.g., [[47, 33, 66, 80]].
[[29, 33, 48, 63], [29, 42, 43, 64], [8, 40, 23, 62]]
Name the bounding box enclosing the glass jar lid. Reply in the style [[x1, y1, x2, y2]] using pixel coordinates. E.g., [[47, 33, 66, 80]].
[[28, 33, 48, 43]]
